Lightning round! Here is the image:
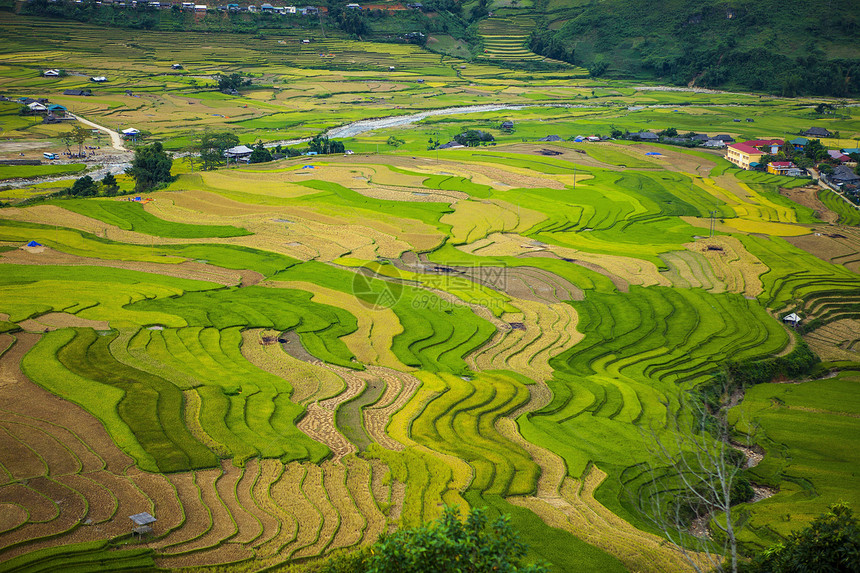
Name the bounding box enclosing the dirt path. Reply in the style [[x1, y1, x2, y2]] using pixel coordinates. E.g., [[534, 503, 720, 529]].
[[70, 114, 126, 152]]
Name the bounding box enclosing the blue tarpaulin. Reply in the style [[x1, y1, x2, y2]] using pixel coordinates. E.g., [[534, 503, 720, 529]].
[[645, 152, 663, 156], [303, 165, 315, 169], [26, 241, 42, 247]]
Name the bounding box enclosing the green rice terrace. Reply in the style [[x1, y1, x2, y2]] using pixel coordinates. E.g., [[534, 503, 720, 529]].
[[0, 7, 859, 573]]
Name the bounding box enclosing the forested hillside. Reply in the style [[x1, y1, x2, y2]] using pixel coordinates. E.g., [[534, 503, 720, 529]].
[[523, 0, 859, 96]]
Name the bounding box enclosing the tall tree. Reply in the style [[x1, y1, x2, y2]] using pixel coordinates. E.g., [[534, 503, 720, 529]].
[[196, 131, 239, 170], [126, 141, 173, 192], [638, 375, 754, 573], [71, 124, 90, 156]]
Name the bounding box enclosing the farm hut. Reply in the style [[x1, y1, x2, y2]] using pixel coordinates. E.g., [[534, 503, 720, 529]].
[[129, 512, 156, 537], [43, 69, 60, 77], [538, 135, 562, 142], [573, 136, 585, 143], [194, 4, 208, 11], [587, 136, 600, 142], [91, 76, 108, 83], [26, 241, 42, 247], [782, 313, 801, 326], [122, 128, 141, 139], [437, 141, 465, 150], [63, 89, 91, 96], [500, 120, 514, 131], [171, 63, 183, 69]]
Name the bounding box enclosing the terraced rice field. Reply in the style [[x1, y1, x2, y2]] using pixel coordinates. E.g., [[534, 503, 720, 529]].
[[0, 133, 859, 571]]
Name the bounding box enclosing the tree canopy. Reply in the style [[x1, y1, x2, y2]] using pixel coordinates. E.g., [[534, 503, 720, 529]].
[[313, 507, 548, 573], [747, 503, 860, 573], [126, 141, 173, 192]]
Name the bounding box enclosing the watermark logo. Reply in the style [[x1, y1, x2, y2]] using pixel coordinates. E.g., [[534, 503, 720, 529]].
[[351, 264, 405, 310], [351, 261, 509, 311]]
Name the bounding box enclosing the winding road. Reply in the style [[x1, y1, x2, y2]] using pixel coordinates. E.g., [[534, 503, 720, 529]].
[[70, 114, 127, 151]]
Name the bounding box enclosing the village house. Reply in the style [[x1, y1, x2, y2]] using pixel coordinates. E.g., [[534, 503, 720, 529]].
[[767, 161, 803, 177], [47, 104, 67, 117], [725, 139, 784, 170], [712, 134, 735, 144], [830, 165, 860, 185], [26, 101, 48, 114], [500, 120, 514, 131], [632, 131, 658, 141], [63, 89, 91, 96], [827, 150, 851, 163], [224, 144, 254, 161], [802, 126, 832, 138], [703, 139, 726, 148], [789, 137, 808, 151]]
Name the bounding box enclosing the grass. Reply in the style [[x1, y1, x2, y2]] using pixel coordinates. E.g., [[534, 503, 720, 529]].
[[818, 188, 860, 225], [50, 198, 252, 238], [0, 163, 86, 181], [729, 372, 860, 548]]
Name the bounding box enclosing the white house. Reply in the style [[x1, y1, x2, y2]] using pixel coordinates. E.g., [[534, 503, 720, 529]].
[[122, 128, 141, 138], [703, 139, 726, 148], [27, 102, 48, 113], [224, 145, 254, 161], [43, 69, 60, 77], [194, 4, 207, 11], [91, 76, 108, 82]]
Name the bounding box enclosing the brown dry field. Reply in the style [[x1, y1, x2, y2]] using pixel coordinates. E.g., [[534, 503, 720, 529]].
[[781, 186, 839, 223], [787, 226, 860, 273]]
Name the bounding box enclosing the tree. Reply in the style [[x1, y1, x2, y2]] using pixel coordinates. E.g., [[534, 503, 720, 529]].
[[308, 134, 344, 155], [60, 130, 74, 155], [215, 73, 251, 92], [68, 175, 98, 197], [454, 130, 494, 147], [805, 139, 828, 162], [638, 375, 754, 573], [248, 141, 272, 164], [386, 135, 405, 148], [661, 127, 679, 137], [315, 506, 548, 573], [196, 131, 239, 170], [101, 173, 119, 196], [126, 141, 173, 192], [747, 503, 860, 573], [71, 124, 90, 156]]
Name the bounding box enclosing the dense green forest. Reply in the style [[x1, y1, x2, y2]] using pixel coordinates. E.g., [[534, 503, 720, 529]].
[[525, 0, 860, 96]]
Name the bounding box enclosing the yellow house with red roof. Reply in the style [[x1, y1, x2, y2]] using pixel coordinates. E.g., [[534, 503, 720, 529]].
[[725, 139, 783, 170]]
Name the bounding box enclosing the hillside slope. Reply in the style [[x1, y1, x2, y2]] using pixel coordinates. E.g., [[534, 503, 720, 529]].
[[500, 0, 860, 96]]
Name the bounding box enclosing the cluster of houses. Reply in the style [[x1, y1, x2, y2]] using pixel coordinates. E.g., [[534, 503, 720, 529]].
[[628, 131, 736, 148], [64, 0, 327, 13], [14, 97, 72, 124]]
